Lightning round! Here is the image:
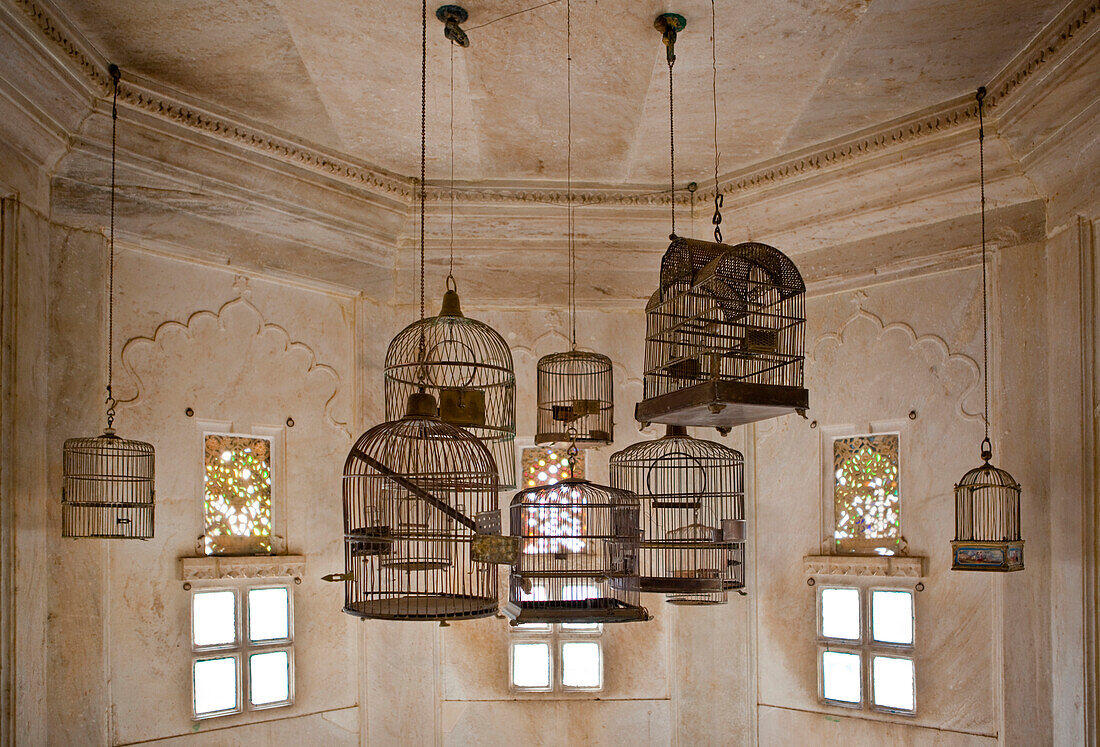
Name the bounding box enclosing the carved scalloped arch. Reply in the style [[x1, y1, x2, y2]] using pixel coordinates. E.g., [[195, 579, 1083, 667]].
[[117, 295, 349, 437]]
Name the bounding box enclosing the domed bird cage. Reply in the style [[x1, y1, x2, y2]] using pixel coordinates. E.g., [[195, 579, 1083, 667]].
[[951, 446, 1022, 572], [384, 283, 517, 489], [635, 237, 808, 433], [609, 425, 745, 605], [61, 65, 156, 539], [341, 392, 500, 620], [504, 472, 648, 625], [535, 351, 614, 445]]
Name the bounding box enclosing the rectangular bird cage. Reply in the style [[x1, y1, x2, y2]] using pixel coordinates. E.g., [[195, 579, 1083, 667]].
[[636, 237, 809, 432]]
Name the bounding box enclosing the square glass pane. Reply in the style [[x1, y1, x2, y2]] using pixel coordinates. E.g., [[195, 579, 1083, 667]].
[[821, 588, 860, 640], [561, 641, 601, 689], [822, 651, 861, 704], [872, 655, 915, 711], [193, 656, 238, 717], [871, 590, 914, 645], [249, 650, 291, 706], [561, 622, 601, 632], [248, 587, 290, 642], [192, 590, 236, 648], [512, 642, 551, 689]]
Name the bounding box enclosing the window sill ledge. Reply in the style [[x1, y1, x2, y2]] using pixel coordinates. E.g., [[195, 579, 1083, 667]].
[[179, 555, 306, 581], [803, 555, 925, 578]]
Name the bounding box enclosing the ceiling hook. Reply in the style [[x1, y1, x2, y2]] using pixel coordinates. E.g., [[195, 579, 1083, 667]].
[[654, 13, 687, 65], [436, 5, 471, 47]]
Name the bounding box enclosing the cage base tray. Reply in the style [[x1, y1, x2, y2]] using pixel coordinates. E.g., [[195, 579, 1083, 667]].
[[503, 597, 649, 625], [344, 594, 498, 620], [611, 575, 726, 593], [951, 540, 1024, 572], [636, 380, 809, 429]]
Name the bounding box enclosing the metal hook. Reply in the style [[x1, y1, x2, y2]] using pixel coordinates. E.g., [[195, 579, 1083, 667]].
[[436, 5, 470, 47], [654, 13, 687, 66], [446, 273, 457, 292], [712, 192, 724, 243]]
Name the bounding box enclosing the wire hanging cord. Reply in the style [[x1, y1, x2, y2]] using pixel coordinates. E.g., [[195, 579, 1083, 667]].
[[566, 0, 576, 349], [667, 49, 676, 239], [105, 64, 121, 431], [710, 0, 723, 244], [448, 38, 456, 290], [417, 0, 428, 385], [977, 85, 991, 461]]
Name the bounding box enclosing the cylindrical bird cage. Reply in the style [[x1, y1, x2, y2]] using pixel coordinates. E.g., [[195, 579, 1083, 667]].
[[62, 430, 155, 539], [505, 477, 648, 625], [951, 441, 1023, 572], [609, 425, 745, 605], [536, 351, 614, 445], [342, 392, 500, 620], [384, 286, 517, 489]]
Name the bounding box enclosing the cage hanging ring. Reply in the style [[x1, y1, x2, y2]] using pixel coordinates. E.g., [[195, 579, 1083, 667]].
[[446, 273, 457, 292]]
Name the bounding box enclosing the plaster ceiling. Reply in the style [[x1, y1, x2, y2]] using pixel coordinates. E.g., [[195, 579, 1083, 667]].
[[53, 0, 1066, 187]]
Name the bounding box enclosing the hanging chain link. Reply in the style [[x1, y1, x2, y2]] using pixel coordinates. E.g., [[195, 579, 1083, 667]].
[[417, 0, 428, 385], [106, 65, 120, 430], [668, 56, 676, 239], [448, 39, 456, 288], [977, 86, 990, 458], [567, 0, 576, 349]]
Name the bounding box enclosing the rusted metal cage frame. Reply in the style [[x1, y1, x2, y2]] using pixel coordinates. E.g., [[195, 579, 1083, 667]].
[[643, 238, 807, 402], [341, 395, 500, 621], [609, 427, 745, 604], [951, 460, 1023, 572], [535, 351, 615, 445], [384, 292, 517, 489], [505, 478, 648, 625], [62, 432, 156, 539]]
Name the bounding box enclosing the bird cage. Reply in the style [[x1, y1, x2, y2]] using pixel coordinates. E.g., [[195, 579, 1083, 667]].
[[341, 392, 500, 621], [609, 425, 745, 605], [636, 237, 808, 433], [504, 478, 648, 625], [62, 430, 155, 539], [952, 449, 1023, 572], [384, 286, 517, 489], [536, 351, 614, 445]]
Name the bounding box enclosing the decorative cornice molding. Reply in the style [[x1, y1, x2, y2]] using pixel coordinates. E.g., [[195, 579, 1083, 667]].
[[179, 554, 306, 581], [9, 0, 1097, 208], [803, 554, 926, 578]]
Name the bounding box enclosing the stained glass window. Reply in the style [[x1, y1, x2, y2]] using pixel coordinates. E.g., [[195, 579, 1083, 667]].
[[519, 447, 587, 555], [832, 435, 900, 554], [204, 435, 273, 556]]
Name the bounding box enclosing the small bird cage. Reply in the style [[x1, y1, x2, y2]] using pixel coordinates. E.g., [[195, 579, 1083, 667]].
[[636, 237, 808, 433], [62, 430, 155, 539], [384, 286, 517, 489], [341, 391, 500, 620], [952, 442, 1023, 572], [535, 351, 614, 445], [609, 425, 745, 605], [505, 477, 648, 625]]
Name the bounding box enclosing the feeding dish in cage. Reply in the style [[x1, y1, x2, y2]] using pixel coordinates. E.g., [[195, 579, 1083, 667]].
[[62, 430, 156, 539], [609, 425, 746, 602], [385, 287, 517, 489], [340, 392, 500, 620], [504, 478, 649, 624], [951, 453, 1023, 572], [636, 237, 808, 431], [536, 351, 615, 445]]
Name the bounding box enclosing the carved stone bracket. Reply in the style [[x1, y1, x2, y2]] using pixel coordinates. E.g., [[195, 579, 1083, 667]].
[[803, 554, 926, 578], [179, 555, 306, 581]]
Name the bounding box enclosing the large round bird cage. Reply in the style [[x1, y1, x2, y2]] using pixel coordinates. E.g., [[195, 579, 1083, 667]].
[[384, 287, 517, 489], [536, 351, 614, 445], [505, 478, 648, 625], [342, 392, 500, 620], [952, 452, 1023, 572], [62, 430, 155, 539], [609, 425, 745, 605], [636, 237, 808, 432]]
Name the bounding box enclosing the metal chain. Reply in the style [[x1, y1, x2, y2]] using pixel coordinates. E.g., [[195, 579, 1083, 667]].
[[567, 0, 576, 348], [711, 0, 723, 244], [668, 56, 676, 239], [106, 66, 119, 429], [448, 39, 455, 286], [977, 86, 990, 456], [420, 0, 427, 325]]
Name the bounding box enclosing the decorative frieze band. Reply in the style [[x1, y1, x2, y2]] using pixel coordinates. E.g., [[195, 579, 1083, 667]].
[[10, 0, 1098, 208], [179, 555, 306, 581], [803, 554, 926, 578]]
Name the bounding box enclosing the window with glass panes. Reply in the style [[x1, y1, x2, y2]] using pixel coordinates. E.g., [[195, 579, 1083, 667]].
[[510, 447, 601, 692], [190, 584, 294, 718], [817, 585, 916, 714]]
